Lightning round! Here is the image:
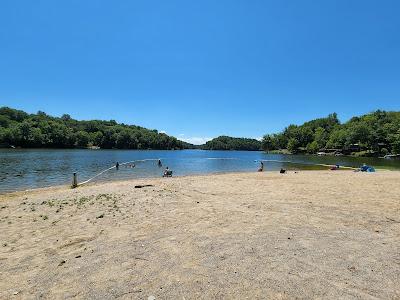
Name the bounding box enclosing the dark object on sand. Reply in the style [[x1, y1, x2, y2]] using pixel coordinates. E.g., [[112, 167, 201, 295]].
[[58, 260, 66, 266], [360, 164, 375, 172], [280, 168, 286, 174], [134, 184, 154, 188]]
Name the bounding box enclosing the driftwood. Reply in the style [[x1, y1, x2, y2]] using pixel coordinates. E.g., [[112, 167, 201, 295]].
[[134, 184, 154, 189]]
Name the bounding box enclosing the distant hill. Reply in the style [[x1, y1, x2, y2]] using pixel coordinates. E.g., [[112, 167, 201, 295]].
[[261, 110, 400, 156], [202, 136, 261, 151], [0, 107, 194, 150]]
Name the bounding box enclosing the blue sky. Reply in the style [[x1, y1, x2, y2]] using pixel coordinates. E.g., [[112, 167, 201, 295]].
[[1, 0, 399, 144]]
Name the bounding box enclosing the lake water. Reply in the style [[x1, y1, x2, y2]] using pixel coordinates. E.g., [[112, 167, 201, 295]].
[[1, 149, 400, 193]]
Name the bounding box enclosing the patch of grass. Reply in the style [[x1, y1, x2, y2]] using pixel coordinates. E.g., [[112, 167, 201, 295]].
[[76, 196, 91, 206], [96, 194, 114, 201]]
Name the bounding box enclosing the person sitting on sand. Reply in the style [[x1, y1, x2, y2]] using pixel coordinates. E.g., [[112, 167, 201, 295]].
[[163, 166, 173, 177], [258, 161, 264, 172], [330, 164, 340, 170], [280, 168, 286, 174]]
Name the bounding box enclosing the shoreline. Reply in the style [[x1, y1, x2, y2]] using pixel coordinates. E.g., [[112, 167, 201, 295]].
[[0, 168, 363, 198], [2, 147, 399, 158]]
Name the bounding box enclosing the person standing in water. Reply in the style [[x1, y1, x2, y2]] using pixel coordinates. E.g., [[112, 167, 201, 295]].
[[116, 162, 119, 170], [258, 161, 264, 172], [158, 159, 162, 167]]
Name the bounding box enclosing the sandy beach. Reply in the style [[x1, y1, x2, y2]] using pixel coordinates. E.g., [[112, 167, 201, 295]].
[[1, 170, 400, 299]]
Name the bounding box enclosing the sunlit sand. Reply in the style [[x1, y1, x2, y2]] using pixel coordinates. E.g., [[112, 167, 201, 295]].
[[1, 171, 399, 299]]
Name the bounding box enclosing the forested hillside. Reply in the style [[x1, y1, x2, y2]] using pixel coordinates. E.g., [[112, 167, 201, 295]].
[[202, 136, 261, 151], [0, 107, 191, 149], [262, 111, 400, 155], [3, 107, 399, 155]]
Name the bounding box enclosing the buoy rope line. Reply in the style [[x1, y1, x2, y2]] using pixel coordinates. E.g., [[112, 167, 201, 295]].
[[76, 157, 365, 187], [77, 158, 160, 186]]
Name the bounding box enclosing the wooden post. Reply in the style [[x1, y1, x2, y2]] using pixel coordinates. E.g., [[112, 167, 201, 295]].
[[72, 172, 78, 188]]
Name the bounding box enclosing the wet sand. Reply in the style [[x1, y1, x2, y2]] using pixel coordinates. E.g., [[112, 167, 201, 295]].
[[1, 171, 400, 299]]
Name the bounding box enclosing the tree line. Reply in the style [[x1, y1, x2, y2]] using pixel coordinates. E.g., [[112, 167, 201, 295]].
[[261, 111, 400, 155], [2, 107, 399, 155], [202, 136, 261, 151], [0, 107, 192, 149]]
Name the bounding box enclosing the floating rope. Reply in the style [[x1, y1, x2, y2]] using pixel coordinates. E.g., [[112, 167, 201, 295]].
[[205, 157, 241, 160], [77, 158, 160, 186]]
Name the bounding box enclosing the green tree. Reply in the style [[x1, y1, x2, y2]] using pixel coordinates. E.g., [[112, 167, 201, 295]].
[[391, 133, 400, 154], [306, 141, 319, 153], [287, 138, 300, 153], [75, 131, 90, 147], [261, 135, 273, 151], [91, 131, 104, 146], [314, 127, 327, 148], [326, 129, 347, 149]]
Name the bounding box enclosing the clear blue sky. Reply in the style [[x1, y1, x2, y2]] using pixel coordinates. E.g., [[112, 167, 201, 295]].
[[1, 0, 399, 144]]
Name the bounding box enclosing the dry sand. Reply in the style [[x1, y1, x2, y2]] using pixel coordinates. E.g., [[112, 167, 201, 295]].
[[0, 171, 400, 299]]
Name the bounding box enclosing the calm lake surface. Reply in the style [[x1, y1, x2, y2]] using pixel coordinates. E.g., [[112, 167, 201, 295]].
[[1, 149, 400, 193]]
